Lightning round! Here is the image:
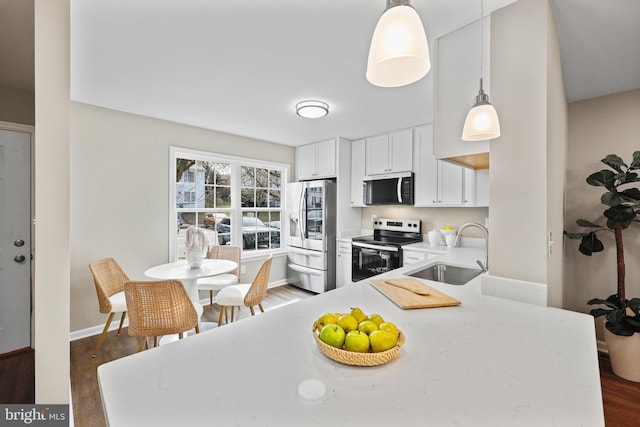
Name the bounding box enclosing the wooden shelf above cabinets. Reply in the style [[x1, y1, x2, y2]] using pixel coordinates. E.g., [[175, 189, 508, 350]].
[[447, 153, 490, 170]]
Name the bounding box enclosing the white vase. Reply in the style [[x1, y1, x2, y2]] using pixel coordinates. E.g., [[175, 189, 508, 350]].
[[604, 327, 640, 382], [186, 246, 204, 269]]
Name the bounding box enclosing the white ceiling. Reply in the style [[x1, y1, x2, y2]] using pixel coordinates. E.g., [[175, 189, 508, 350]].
[[2, 1, 639, 147]]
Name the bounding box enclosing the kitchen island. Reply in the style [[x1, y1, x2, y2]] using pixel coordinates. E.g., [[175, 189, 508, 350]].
[[98, 247, 604, 426]]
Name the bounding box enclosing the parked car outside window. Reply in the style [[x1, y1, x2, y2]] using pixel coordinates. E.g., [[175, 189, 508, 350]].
[[217, 216, 280, 250]]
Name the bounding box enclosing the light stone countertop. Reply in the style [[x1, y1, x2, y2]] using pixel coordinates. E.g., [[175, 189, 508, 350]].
[[98, 245, 604, 427]]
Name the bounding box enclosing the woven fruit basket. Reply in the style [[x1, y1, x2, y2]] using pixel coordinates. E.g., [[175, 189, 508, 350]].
[[312, 322, 405, 366]]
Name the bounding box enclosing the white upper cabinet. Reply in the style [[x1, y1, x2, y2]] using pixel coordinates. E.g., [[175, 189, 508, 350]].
[[365, 129, 413, 175], [295, 139, 336, 181], [350, 138, 366, 207], [414, 124, 469, 207], [434, 17, 491, 160]]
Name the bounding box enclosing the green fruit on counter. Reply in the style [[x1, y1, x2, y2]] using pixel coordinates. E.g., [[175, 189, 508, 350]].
[[319, 324, 346, 349], [345, 330, 370, 353], [357, 320, 379, 335], [350, 307, 367, 323], [367, 313, 385, 327], [379, 322, 399, 338], [369, 330, 398, 352], [316, 313, 339, 331], [337, 314, 359, 332]]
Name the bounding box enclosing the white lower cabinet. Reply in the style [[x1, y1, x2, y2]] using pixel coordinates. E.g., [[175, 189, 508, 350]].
[[413, 124, 470, 207], [403, 249, 426, 266], [336, 240, 352, 288]]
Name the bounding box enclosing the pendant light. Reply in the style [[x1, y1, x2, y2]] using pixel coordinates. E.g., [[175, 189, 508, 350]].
[[366, 0, 431, 88], [462, 0, 500, 141]]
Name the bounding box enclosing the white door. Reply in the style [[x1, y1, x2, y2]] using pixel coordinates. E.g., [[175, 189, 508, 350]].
[[0, 128, 31, 354]]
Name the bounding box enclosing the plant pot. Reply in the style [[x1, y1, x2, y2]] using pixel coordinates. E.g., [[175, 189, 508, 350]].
[[604, 328, 640, 382]]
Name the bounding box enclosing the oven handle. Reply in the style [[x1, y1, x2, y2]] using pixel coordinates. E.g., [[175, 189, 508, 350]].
[[352, 242, 399, 252], [288, 263, 323, 276]]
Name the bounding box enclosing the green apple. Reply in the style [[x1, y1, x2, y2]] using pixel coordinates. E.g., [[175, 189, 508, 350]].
[[350, 307, 367, 323], [367, 313, 385, 327], [369, 330, 398, 352], [319, 324, 346, 348], [345, 330, 370, 353], [379, 322, 399, 338], [316, 313, 339, 331], [357, 320, 379, 335], [337, 314, 358, 332]]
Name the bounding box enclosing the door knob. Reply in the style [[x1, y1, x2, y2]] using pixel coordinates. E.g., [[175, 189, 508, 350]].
[[14, 255, 26, 263], [14, 239, 25, 247]]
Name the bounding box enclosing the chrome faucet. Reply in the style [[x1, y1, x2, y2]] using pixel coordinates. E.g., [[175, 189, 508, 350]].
[[454, 222, 489, 273]]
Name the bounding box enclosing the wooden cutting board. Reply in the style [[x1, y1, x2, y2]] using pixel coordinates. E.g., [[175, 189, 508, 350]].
[[370, 278, 461, 309]]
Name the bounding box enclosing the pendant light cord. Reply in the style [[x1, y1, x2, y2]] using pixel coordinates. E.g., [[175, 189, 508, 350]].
[[480, 0, 484, 90]]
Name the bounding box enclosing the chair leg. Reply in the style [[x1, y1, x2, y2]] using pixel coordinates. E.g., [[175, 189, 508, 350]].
[[154, 336, 158, 347], [92, 312, 115, 357], [209, 290, 213, 306], [137, 337, 147, 352], [195, 324, 200, 334], [218, 306, 225, 326], [258, 303, 264, 313], [249, 306, 255, 316], [116, 312, 126, 335], [179, 332, 184, 340], [230, 306, 235, 322]]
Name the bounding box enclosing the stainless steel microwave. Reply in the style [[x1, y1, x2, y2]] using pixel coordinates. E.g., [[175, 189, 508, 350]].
[[363, 172, 414, 205]]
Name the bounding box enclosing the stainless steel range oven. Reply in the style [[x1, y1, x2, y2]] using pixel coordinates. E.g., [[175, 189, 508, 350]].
[[351, 218, 422, 282]]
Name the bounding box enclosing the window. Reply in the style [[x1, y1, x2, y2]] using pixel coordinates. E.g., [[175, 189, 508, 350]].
[[170, 147, 287, 260]]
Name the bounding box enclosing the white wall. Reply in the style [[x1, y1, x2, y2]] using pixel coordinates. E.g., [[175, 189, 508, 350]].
[[34, 0, 70, 404], [564, 89, 640, 339], [70, 102, 295, 332], [488, 0, 567, 307]]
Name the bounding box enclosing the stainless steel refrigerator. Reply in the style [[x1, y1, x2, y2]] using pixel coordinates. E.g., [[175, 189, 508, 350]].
[[286, 180, 336, 293]]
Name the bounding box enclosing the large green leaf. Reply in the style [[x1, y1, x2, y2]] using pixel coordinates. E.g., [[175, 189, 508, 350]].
[[620, 172, 640, 184], [579, 232, 604, 255], [564, 231, 587, 239], [589, 308, 612, 318], [626, 317, 640, 330], [601, 154, 626, 172], [620, 188, 640, 205], [606, 321, 637, 336], [630, 151, 640, 170], [576, 219, 601, 228], [601, 191, 620, 207], [604, 206, 636, 223], [586, 170, 616, 190]]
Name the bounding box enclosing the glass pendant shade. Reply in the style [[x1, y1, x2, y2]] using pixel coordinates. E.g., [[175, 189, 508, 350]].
[[462, 81, 501, 141], [366, 2, 431, 87]]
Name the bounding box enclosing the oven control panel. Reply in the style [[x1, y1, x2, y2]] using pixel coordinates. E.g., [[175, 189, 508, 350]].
[[372, 218, 421, 233]]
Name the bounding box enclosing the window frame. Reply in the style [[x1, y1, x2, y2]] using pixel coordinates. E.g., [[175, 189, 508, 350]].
[[169, 146, 289, 262]]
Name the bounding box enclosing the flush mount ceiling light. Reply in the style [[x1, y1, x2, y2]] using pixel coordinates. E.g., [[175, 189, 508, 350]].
[[366, 0, 431, 88], [295, 100, 329, 119], [462, 0, 501, 141]]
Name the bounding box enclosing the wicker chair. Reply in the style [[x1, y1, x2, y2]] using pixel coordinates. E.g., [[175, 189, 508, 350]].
[[124, 280, 200, 351], [216, 255, 272, 325], [89, 258, 130, 357], [197, 245, 241, 306]]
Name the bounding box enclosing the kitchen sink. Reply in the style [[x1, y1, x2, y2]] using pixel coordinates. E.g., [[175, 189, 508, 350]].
[[408, 263, 483, 286]]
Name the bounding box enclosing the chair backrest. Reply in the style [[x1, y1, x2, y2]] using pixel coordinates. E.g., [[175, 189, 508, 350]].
[[208, 245, 241, 277], [89, 257, 130, 314], [124, 280, 199, 338], [244, 255, 273, 308]]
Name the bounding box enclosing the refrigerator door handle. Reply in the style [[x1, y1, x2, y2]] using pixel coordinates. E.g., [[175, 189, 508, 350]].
[[298, 187, 305, 239], [288, 263, 323, 276], [288, 246, 323, 257]]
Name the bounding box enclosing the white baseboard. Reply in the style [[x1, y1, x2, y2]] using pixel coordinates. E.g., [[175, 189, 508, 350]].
[[70, 279, 290, 341]]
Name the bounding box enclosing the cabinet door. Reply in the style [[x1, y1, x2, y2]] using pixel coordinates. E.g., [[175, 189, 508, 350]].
[[389, 129, 413, 173], [315, 139, 336, 178], [336, 240, 352, 288], [296, 143, 317, 181], [439, 161, 465, 206], [463, 167, 476, 206], [413, 125, 439, 206], [350, 139, 366, 207], [365, 134, 390, 175]]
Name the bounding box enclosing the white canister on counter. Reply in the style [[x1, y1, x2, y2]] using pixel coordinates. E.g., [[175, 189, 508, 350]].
[[428, 229, 443, 246]]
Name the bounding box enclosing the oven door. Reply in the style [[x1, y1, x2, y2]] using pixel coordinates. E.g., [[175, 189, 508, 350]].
[[351, 242, 401, 282]]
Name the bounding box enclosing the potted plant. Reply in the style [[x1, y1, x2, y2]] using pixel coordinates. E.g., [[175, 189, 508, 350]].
[[565, 152, 640, 382]]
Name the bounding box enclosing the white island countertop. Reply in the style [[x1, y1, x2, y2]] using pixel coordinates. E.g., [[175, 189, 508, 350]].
[[98, 246, 604, 426]]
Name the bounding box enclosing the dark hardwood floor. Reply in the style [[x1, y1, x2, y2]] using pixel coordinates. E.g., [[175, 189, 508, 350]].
[[0, 285, 635, 425]]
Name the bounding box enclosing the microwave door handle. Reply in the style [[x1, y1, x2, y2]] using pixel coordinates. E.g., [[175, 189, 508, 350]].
[[397, 177, 403, 203]]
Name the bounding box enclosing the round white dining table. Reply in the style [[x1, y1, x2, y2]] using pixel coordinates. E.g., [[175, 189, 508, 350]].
[[143, 259, 238, 337]]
